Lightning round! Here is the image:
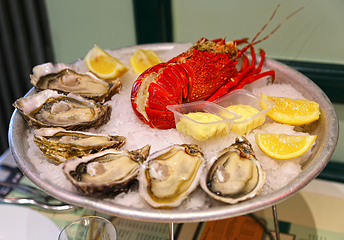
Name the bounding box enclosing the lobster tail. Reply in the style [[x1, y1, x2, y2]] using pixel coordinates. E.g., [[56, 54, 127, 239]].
[[131, 63, 189, 129]]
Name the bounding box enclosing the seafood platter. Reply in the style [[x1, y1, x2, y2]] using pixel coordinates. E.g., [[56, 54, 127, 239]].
[[8, 41, 338, 223]]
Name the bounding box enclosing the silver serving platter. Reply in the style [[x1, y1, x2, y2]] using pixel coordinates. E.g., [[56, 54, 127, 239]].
[[8, 43, 339, 223]]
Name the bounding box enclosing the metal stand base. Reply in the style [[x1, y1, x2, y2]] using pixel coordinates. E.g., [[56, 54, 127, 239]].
[[168, 204, 280, 240], [169, 222, 174, 240], [272, 204, 280, 240]]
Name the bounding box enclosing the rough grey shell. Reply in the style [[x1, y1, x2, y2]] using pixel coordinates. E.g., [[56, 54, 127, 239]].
[[200, 137, 265, 204], [138, 144, 205, 208], [34, 127, 126, 164], [63, 145, 151, 195], [30, 62, 121, 103], [13, 89, 111, 130]]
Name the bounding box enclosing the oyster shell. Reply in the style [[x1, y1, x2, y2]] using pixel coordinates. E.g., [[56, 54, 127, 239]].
[[30, 62, 121, 103], [200, 137, 265, 204], [63, 145, 151, 195], [13, 89, 111, 130], [34, 127, 126, 164], [138, 144, 205, 208]]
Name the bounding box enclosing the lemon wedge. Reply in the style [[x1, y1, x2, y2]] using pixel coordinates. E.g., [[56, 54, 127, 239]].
[[260, 94, 320, 125], [255, 133, 317, 159], [85, 45, 128, 79], [130, 49, 162, 74]]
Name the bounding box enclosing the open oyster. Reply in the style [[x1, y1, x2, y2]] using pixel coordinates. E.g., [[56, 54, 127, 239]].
[[138, 144, 205, 208], [13, 89, 111, 130], [63, 145, 151, 195], [200, 137, 265, 204], [34, 128, 126, 164], [30, 62, 121, 103]]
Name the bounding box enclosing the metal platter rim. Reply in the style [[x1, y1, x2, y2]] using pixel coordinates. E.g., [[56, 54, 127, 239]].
[[8, 43, 339, 223]]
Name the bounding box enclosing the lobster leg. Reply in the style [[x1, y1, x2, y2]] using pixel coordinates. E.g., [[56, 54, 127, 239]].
[[240, 55, 250, 73], [229, 70, 275, 92], [252, 49, 266, 75], [250, 46, 256, 71], [207, 46, 273, 102], [233, 38, 249, 46]]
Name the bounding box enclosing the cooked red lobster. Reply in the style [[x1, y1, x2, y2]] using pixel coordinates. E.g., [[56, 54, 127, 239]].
[[131, 5, 306, 129]]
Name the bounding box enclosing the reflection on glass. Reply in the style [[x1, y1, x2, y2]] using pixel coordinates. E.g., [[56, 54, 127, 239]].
[[58, 216, 117, 240]]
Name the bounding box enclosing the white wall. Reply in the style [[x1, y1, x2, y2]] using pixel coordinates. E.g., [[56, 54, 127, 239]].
[[172, 0, 344, 64], [45, 0, 136, 63], [46, 0, 344, 64]]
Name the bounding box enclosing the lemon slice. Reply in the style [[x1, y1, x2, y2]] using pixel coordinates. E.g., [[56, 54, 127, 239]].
[[260, 94, 320, 125], [255, 133, 317, 159], [85, 45, 128, 79], [130, 49, 162, 74]]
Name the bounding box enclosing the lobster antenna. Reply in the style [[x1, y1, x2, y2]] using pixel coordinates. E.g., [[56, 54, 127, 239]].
[[250, 4, 280, 44], [251, 1, 313, 46]]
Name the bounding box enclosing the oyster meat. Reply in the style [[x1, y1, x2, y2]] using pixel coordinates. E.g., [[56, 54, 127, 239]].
[[200, 137, 265, 204], [138, 144, 205, 208], [30, 62, 121, 103], [34, 127, 126, 164], [63, 145, 151, 195], [13, 89, 111, 130]]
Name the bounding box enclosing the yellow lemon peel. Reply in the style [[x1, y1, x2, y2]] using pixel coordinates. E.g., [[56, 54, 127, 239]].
[[85, 45, 128, 79], [130, 49, 162, 74], [260, 94, 320, 125], [255, 133, 317, 159]]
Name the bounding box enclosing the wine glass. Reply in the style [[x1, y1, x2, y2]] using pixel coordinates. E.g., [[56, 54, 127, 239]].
[[58, 216, 117, 240]]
